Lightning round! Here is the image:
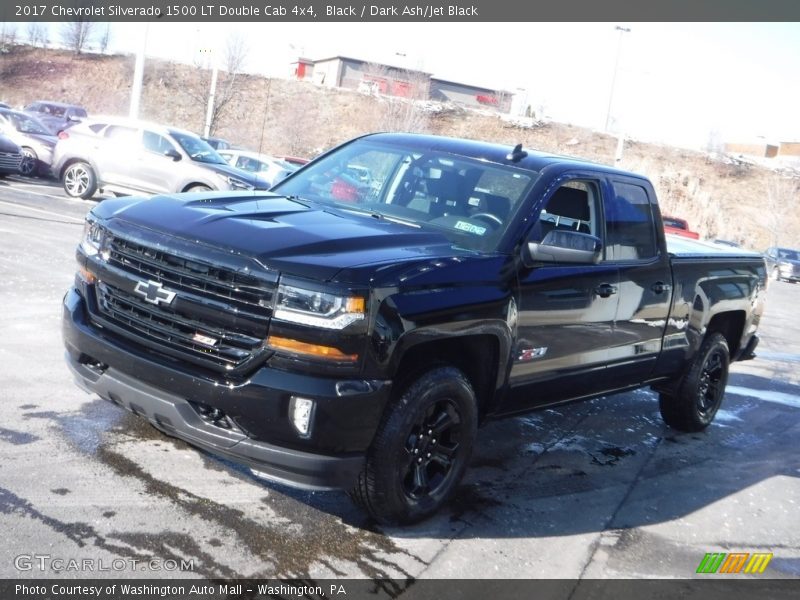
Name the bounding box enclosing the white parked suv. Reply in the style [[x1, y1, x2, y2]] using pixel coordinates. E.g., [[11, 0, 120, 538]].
[[51, 117, 271, 199]]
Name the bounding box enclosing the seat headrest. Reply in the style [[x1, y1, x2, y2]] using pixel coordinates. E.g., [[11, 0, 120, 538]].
[[549, 187, 590, 221]]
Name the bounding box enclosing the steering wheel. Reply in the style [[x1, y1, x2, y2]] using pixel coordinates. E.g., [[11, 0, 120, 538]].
[[470, 212, 503, 226]]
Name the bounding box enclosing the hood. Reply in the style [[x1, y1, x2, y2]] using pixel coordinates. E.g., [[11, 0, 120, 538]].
[[95, 192, 474, 283], [199, 161, 272, 190], [25, 132, 57, 148], [0, 135, 21, 153]]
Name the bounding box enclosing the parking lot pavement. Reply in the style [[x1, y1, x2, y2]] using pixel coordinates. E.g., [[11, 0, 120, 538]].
[[0, 177, 798, 580]]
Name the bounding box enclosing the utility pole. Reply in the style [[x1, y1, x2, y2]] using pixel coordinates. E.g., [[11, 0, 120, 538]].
[[129, 24, 149, 119], [203, 60, 218, 138], [604, 25, 630, 132]]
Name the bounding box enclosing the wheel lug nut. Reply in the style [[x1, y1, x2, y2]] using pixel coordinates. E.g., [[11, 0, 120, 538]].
[[417, 458, 423, 463], [427, 453, 431, 458], [432, 439, 437, 444], [428, 429, 432, 435], [413, 448, 418, 454]]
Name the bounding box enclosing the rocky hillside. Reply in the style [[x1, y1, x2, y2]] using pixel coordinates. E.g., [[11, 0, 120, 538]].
[[1, 45, 797, 250]]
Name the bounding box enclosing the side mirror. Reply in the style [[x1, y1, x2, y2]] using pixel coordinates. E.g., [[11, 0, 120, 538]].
[[67, 114, 82, 122], [522, 229, 602, 267], [164, 148, 181, 161]]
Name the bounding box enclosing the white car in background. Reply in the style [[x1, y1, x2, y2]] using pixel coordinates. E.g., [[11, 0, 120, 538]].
[[218, 149, 300, 188]]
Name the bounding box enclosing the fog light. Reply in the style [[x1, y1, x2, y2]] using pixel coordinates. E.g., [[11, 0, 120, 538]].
[[289, 396, 315, 438]]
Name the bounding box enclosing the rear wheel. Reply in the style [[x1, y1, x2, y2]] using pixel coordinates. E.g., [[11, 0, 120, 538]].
[[351, 366, 478, 525], [63, 162, 97, 199], [186, 184, 212, 193], [19, 147, 38, 177], [659, 333, 730, 432]]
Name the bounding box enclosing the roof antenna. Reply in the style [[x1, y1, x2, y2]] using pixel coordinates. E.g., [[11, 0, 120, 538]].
[[506, 143, 528, 162]]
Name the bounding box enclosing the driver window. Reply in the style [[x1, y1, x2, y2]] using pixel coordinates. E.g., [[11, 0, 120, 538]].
[[531, 180, 600, 243]]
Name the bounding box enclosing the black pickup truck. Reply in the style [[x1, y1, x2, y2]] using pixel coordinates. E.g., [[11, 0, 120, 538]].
[[63, 133, 766, 524]]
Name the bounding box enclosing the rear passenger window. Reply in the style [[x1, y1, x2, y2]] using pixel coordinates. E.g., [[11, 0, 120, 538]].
[[606, 182, 657, 261]]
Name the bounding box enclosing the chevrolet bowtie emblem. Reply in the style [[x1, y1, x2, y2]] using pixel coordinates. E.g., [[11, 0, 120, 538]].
[[134, 280, 177, 306]]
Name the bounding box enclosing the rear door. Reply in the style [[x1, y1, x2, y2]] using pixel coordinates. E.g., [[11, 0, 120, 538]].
[[97, 124, 140, 188], [602, 177, 672, 383], [135, 129, 182, 194]]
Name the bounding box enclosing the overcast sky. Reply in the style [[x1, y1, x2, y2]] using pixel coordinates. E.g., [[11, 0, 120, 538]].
[[31, 21, 800, 149]]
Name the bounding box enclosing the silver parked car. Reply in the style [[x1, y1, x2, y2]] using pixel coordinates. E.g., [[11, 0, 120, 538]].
[[51, 117, 272, 199], [0, 108, 57, 177], [218, 149, 300, 187]]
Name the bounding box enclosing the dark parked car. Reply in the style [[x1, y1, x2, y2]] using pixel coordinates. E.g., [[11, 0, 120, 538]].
[[0, 108, 58, 177], [23, 100, 88, 135], [765, 246, 800, 283], [202, 136, 233, 150], [0, 134, 23, 177], [64, 133, 765, 524], [52, 117, 272, 199]]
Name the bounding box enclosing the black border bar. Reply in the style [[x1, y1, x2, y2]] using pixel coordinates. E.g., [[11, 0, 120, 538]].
[[4, 0, 800, 22], [3, 579, 800, 600]]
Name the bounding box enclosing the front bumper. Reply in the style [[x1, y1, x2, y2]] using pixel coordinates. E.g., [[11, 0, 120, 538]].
[[63, 287, 390, 491]]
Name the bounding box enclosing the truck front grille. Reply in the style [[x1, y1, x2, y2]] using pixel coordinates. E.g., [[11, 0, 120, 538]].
[[91, 234, 276, 374]]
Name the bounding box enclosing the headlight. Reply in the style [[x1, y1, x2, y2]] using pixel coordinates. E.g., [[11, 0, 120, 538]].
[[80, 220, 107, 259], [226, 176, 254, 191], [779, 263, 793, 271], [273, 283, 365, 330]]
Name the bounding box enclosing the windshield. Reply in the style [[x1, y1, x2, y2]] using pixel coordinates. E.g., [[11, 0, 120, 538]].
[[272, 139, 537, 252], [170, 131, 227, 164], [6, 111, 50, 135]]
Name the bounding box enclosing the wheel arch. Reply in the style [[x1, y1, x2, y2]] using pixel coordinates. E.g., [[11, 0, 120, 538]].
[[705, 310, 746, 358], [59, 157, 97, 181], [391, 333, 508, 421]]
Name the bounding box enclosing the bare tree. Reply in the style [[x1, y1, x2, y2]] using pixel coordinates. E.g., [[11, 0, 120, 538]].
[[760, 176, 799, 246], [60, 21, 96, 55], [26, 23, 48, 48], [99, 24, 111, 54], [186, 33, 251, 136], [223, 32, 248, 74], [0, 23, 18, 51], [378, 68, 431, 133]]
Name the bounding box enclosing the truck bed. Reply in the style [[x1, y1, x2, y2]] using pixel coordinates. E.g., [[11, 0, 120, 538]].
[[666, 234, 764, 260]]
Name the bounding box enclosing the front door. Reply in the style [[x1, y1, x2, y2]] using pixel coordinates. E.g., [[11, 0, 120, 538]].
[[503, 177, 621, 414]]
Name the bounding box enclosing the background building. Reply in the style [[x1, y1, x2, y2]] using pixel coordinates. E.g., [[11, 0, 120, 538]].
[[290, 55, 512, 112]]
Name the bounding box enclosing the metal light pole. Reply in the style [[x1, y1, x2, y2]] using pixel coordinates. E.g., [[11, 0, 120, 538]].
[[129, 24, 149, 119], [604, 25, 630, 132]]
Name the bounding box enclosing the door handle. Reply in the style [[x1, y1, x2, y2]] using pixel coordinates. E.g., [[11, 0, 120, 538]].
[[594, 283, 618, 298], [651, 281, 672, 294]]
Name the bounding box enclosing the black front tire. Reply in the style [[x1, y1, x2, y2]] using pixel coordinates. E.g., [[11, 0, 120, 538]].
[[351, 366, 478, 525], [659, 333, 730, 432]]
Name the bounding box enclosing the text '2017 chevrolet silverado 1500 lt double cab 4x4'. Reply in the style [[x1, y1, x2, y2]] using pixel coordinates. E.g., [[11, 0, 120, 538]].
[[63, 133, 766, 524]]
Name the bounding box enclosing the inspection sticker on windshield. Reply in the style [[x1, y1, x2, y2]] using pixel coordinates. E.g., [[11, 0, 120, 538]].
[[454, 221, 487, 235]]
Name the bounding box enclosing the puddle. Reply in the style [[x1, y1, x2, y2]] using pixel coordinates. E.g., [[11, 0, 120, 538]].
[[0, 427, 39, 445]]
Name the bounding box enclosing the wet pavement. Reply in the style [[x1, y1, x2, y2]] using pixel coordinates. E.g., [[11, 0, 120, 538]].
[[0, 176, 798, 580]]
